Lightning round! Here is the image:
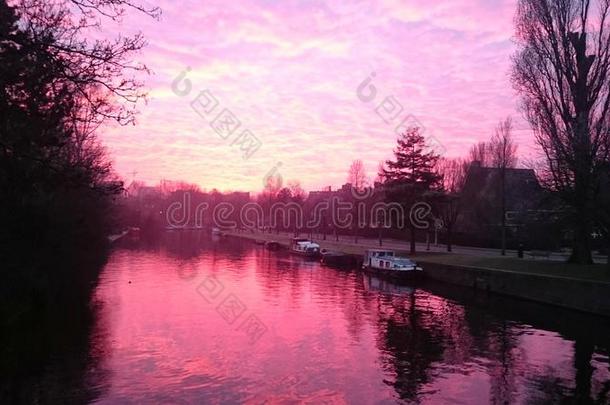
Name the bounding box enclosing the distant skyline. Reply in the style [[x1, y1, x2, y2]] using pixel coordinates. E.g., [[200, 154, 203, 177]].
[[102, 0, 533, 192]]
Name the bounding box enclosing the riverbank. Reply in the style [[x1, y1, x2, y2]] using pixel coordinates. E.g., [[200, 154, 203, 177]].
[[225, 230, 610, 317]]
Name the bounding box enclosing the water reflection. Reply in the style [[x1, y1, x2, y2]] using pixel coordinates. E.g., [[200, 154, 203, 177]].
[[0, 272, 110, 404], [3, 232, 609, 404]]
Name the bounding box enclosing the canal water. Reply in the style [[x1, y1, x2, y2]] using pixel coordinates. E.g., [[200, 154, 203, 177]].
[[3, 233, 610, 404]]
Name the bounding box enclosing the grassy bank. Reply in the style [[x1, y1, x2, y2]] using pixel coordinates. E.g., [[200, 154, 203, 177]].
[[226, 230, 610, 284]]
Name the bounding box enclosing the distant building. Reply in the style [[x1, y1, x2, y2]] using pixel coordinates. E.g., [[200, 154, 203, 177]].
[[457, 162, 544, 245]]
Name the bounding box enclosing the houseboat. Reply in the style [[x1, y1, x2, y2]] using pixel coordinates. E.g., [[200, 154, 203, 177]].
[[290, 238, 321, 258], [362, 249, 423, 280]]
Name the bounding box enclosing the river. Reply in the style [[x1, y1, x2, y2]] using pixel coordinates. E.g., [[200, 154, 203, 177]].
[[3, 232, 610, 404]]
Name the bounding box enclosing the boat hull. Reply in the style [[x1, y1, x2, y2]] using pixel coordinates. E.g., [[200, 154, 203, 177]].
[[321, 253, 358, 268], [291, 249, 320, 258], [265, 241, 283, 251], [362, 266, 424, 281]]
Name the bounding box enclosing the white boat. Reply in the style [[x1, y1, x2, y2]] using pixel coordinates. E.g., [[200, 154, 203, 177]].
[[290, 238, 321, 258], [362, 249, 423, 280]]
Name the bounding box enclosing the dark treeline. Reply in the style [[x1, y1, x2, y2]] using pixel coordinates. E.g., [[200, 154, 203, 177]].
[[0, 0, 157, 322]]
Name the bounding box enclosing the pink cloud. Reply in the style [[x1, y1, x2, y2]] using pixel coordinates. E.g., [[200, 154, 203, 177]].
[[101, 0, 528, 192]]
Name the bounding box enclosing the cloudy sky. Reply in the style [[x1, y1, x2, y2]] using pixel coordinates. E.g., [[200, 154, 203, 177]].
[[101, 0, 533, 192]]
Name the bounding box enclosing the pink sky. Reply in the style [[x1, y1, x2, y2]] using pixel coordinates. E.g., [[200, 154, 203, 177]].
[[101, 0, 535, 192]]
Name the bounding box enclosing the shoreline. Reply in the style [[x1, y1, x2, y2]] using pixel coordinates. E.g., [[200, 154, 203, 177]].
[[225, 230, 610, 317]]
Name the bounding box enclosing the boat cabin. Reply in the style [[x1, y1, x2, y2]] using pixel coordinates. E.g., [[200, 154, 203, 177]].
[[291, 238, 321, 255], [363, 250, 394, 265], [363, 249, 420, 271]]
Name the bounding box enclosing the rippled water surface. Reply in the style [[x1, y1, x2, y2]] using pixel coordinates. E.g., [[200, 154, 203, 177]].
[[6, 233, 610, 404]]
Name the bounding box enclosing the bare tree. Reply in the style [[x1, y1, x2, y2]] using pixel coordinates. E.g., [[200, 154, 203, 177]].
[[512, 0, 610, 264], [435, 158, 469, 251], [489, 117, 518, 255], [288, 180, 306, 203], [347, 159, 368, 191], [468, 141, 491, 167], [490, 117, 518, 169], [0, 0, 158, 310], [14, 0, 159, 126], [437, 157, 469, 194], [346, 160, 368, 242]]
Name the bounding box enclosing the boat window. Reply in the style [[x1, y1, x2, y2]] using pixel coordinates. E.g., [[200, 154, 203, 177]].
[[395, 259, 414, 266]]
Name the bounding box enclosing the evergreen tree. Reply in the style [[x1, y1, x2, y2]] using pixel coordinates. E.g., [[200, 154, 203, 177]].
[[381, 127, 442, 254]]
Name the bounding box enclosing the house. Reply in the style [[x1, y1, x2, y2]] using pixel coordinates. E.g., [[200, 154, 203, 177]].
[[456, 161, 544, 246]]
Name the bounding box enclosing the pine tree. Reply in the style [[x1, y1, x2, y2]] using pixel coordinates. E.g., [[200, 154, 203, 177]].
[[383, 127, 442, 188], [381, 127, 442, 254]]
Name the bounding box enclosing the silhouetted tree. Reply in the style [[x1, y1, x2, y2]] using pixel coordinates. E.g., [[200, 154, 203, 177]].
[[512, 0, 610, 263], [0, 0, 155, 314], [468, 141, 491, 167], [434, 157, 469, 251], [346, 160, 368, 242], [347, 159, 368, 190], [381, 127, 442, 254], [287, 180, 306, 203], [490, 117, 518, 255]]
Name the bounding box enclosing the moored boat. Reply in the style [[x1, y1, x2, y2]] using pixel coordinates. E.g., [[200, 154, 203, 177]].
[[290, 238, 321, 258], [362, 249, 423, 280], [320, 250, 358, 268], [265, 241, 282, 250]]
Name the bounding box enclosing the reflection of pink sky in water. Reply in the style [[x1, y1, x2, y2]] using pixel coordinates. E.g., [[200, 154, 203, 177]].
[[92, 241, 609, 403], [100, 0, 536, 192]]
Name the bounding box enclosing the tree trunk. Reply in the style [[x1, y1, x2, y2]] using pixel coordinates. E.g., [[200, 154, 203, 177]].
[[568, 34, 594, 265], [501, 168, 506, 256], [447, 226, 453, 252], [569, 212, 593, 264], [568, 176, 594, 263]]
